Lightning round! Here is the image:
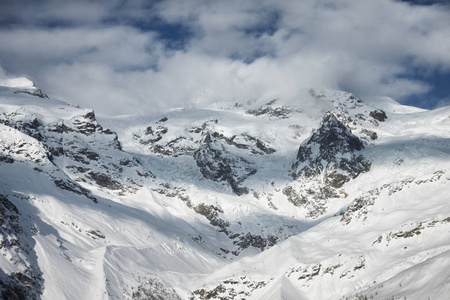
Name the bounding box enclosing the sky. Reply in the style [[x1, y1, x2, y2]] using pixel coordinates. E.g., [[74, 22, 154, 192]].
[[0, 0, 449, 116]]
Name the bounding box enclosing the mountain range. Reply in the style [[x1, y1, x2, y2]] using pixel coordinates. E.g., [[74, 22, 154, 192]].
[[0, 77, 449, 299]]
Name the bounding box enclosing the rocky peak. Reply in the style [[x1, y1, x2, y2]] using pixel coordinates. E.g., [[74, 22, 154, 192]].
[[292, 112, 370, 187], [283, 112, 371, 218]]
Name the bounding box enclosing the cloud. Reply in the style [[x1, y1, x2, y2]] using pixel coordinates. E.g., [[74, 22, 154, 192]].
[[0, 65, 7, 81], [0, 0, 449, 115], [0, 26, 160, 71], [435, 97, 450, 108]]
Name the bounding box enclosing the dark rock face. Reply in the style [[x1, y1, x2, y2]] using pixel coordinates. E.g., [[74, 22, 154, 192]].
[[286, 113, 371, 217], [53, 179, 97, 203], [0, 195, 43, 299], [0, 118, 45, 142], [361, 129, 378, 141], [71, 113, 100, 136], [141, 125, 167, 145], [233, 233, 278, 252], [194, 131, 256, 195], [0, 155, 14, 164], [13, 88, 49, 99], [292, 113, 370, 188], [0, 106, 153, 195], [193, 203, 230, 233], [369, 109, 387, 122], [0, 195, 21, 250], [87, 171, 123, 190]]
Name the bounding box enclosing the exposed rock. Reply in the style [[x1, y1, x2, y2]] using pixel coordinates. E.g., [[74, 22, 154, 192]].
[[369, 109, 387, 122], [233, 233, 278, 252], [119, 158, 137, 167], [246, 99, 300, 119], [48, 122, 73, 134], [0, 155, 14, 164], [87, 171, 123, 190], [0, 195, 21, 247], [292, 113, 370, 187], [86, 229, 105, 239], [191, 276, 268, 300], [241, 133, 276, 155], [71, 115, 98, 135], [382, 217, 450, 246], [156, 117, 168, 123], [282, 184, 336, 218], [361, 129, 378, 140], [151, 136, 196, 157], [135, 120, 197, 157], [0, 118, 45, 141], [0, 137, 51, 165], [340, 188, 380, 224], [0, 194, 43, 299], [53, 179, 97, 203], [132, 276, 181, 300], [140, 125, 167, 145], [13, 87, 49, 99], [194, 131, 256, 195], [152, 183, 192, 206], [194, 203, 230, 233], [342, 171, 447, 224], [78, 147, 100, 161], [286, 113, 371, 217]]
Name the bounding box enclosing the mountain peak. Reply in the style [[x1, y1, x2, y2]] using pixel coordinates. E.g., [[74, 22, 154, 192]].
[[0, 85, 449, 299], [0, 77, 49, 99]]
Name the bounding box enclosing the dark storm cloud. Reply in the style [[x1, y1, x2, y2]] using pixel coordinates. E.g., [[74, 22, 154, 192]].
[[0, 0, 449, 115]]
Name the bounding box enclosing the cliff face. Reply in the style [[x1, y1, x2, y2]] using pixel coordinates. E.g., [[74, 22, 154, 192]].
[[194, 130, 257, 196], [292, 113, 370, 188]]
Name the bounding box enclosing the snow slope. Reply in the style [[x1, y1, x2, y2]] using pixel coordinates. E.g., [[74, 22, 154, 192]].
[[0, 80, 449, 299]]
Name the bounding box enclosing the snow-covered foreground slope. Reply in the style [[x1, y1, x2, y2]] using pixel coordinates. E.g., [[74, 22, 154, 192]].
[[0, 80, 449, 299]]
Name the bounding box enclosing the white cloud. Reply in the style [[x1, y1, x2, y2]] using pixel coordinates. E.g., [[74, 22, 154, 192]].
[[0, 0, 449, 115], [0, 27, 160, 71]]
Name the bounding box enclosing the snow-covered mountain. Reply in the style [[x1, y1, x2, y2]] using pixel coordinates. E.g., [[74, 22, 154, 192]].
[[0, 78, 449, 300]]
